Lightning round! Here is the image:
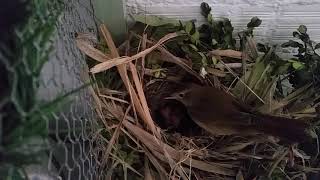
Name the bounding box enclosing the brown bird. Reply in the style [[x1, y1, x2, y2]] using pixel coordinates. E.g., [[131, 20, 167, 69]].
[[167, 86, 312, 142]]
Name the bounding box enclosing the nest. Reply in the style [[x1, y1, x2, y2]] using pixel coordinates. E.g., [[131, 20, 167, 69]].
[[76, 19, 320, 179]]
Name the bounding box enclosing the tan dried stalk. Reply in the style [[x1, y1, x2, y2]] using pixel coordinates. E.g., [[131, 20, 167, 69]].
[[90, 32, 178, 73], [99, 24, 159, 136], [208, 49, 242, 59]]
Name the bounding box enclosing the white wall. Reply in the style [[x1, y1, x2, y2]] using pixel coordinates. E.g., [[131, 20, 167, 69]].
[[126, 0, 320, 44]]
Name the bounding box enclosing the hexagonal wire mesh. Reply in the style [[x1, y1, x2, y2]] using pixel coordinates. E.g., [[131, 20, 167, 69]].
[[34, 0, 106, 179]]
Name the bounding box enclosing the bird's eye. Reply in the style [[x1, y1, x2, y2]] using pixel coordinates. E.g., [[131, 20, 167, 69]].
[[178, 93, 184, 98]]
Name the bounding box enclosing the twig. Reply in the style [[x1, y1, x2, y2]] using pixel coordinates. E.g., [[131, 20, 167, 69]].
[[140, 33, 147, 83], [103, 106, 131, 166], [206, 67, 226, 77], [109, 152, 143, 177], [99, 94, 129, 104], [208, 49, 242, 59], [228, 77, 238, 92]]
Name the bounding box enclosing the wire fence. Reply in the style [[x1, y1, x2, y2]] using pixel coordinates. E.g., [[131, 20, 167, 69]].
[[31, 0, 106, 179]]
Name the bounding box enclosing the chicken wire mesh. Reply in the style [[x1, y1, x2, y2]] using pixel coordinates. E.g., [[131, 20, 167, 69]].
[[30, 0, 106, 179]]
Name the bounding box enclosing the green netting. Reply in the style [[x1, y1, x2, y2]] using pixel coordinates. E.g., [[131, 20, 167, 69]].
[[0, 0, 106, 179]]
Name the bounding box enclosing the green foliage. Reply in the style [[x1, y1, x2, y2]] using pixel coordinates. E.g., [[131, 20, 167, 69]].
[[281, 25, 320, 88], [200, 2, 211, 18], [131, 3, 319, 117], [131, 2, 261, 73], [0, 0, 73, 179], [232, 24, 319, 118], [184, 21, 200, 45], [233, 48, 280, 106], [199, 7, 236, 49], [133, 15, 180, 27], [247, 16, 262, 29], [0, 165, 26, 180]]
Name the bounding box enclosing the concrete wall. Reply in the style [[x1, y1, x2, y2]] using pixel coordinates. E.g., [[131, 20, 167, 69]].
[[93, 0, 127, 44], [125, 0, 320, 44]]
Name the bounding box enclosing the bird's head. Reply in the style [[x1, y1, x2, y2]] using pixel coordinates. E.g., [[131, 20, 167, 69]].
[[165, 89, 193, 106]]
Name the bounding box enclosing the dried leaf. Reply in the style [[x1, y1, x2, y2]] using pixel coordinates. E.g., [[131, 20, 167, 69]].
[[91, 33, 178, 73], [128, 62, 157, 135], [76, 38, 111, 62], [99, 24, 159, 136]]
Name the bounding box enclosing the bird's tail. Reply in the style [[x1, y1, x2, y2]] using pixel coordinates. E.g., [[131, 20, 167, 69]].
[[253, 113, 311, 142]]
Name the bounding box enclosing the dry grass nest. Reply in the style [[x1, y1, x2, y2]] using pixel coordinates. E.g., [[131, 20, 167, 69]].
[[76, 24, 320, 180]]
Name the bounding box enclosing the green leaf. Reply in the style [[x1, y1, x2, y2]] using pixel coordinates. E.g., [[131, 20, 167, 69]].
[[293, 31, 300, 38], [281, 40, 303, 48], [247, 16, 262, 28], [181, 45, 190, 53], [190, 31, 200, 44], [232, 54, 271, 103], [309, 129, 318, 139], [188, 44, 198, 51], [298, 47, 305, 54], [224, 34, 234, 48], [151, 24, 180, 39], [223, 19, 234, 32], [288, 59, 305, 70], [207, 14, 213, 23], [185, 21, 194, 34], [198, 52, 208, 67], [315, 43, 320, 49], [200, 2, 211, 17], [133, 15, 180, 26], [160, 72, 166, 77], [0, 165, 25, 180], [211, 39, 218, 46], [273, 62, 291, 75], [211, 56, 218, 65], [299, 33, 310, 43], [155, 71, 160, 78], [297, 25, 307, 34]]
